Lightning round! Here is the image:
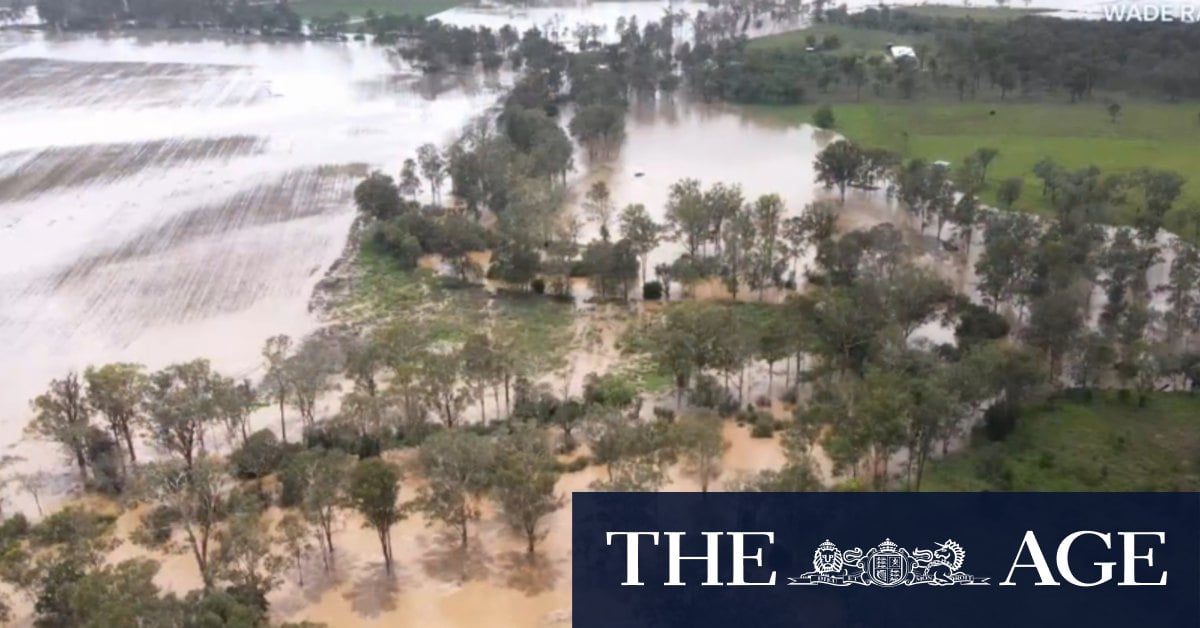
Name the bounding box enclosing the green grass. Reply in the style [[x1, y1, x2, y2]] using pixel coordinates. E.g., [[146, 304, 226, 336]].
[[923, 392, 1200, 491], [289, 0, 459, 19], [752, 101, 1200, 226], [749, 24, 930, 56]]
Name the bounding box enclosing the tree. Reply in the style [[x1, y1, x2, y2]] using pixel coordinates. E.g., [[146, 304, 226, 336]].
[[664, 178, 710, 257], [26, 372, 91, 486], [997, 177, 1023, 209], [84, 363, 145, 465], [214, 504, 283, 604], [287, 336, 341, 429], [420, 350, 469, 428], [814, 140, 863, 204], [1107, 101, 1122, 124], [262, 334, 293, 444], [348, 458, 403, 576], [213, 377, 256, 447], [583, 181, 615, 239], [417, 430, 494, 548], [417, 143, 447, 206], [675, 413, 728, 492], [398, 158, 422, 200], [618, 203, 661, 286], [137, 457, 229, 589], [299, 449, 353, 572], [812, 104, 836, 129], [54, 559, 177, 628], [275, 512, 313, 587], [144, 360, 219, 473], [353, 172, 401, 221], [492, 424, 562, 557], [971, 147, 999, 184], [752, 194, 786, 299], [461, 333, 501, 424]]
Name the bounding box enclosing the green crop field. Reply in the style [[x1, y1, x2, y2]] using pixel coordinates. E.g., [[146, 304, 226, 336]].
[[289, 0, 460, 19], [922, 392, 1200, 491], [752, 101, 1200, 228]]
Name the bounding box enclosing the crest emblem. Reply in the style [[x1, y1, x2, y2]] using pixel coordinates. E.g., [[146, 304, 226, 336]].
[[788, 538, 988, 587]]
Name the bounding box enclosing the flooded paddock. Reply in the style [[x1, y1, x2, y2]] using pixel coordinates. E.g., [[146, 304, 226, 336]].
[[0, 32, 507, 468]]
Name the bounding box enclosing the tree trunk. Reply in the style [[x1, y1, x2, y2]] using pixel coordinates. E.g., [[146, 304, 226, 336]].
[[121, 424, 137, 463], [74, 447, 89, 486], [278, 398, 288, 444]]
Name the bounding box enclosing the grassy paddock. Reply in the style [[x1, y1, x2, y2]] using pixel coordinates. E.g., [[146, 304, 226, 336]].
[[922, 392, 1200, 491], [752, 101, 1200, 224], [289, 0, 460, 19]]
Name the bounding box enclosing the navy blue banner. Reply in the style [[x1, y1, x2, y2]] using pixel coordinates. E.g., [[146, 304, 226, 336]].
[[573, 493, 1200, 628]]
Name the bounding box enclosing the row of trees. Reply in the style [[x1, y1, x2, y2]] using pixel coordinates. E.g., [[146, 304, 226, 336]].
[[36, 0, 302, 33]]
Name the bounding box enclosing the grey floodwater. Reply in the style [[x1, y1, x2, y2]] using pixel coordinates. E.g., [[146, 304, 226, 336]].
[[0, 30, 507, 467]]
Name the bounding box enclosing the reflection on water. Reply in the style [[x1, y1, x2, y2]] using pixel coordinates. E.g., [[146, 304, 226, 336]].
[[575, 96, 908, 277], [0, 32, 507, 462]]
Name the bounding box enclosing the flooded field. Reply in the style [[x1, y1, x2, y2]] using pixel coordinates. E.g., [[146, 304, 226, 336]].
[[0, 31, 507, 471]]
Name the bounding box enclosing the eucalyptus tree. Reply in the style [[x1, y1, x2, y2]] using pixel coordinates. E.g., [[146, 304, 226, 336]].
[[84, 363, 145, 465], [814, 140, 863, 204], [137, 457, 230, 589], [492, 424, 563, 557], [261, 334, 292, 443], [417, 143, 447, 206], [676, 413, 728, 492], [665, 178, 709, 257], [618, 203, 662, 285], [751, 194, 786, 299], [26, 372, 91, 485], [417, 430, 494, 548], [144, 359, 220, 473], [348, 458, 404, 576], [287, 335, 342, 430]]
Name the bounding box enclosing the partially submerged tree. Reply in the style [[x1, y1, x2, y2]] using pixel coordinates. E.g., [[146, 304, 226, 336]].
[[416, 430, 494, 548], [492, 424, 562, 557], [348, 458, 403, 576], [26, 372, 91, 486]]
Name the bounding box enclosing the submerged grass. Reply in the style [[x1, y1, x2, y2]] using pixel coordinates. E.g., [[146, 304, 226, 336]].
[[338, 240, 575, 369], [923, 392, 1200, 491]]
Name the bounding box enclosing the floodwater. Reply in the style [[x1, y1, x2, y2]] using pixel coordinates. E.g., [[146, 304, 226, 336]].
[[0, 31, 507, 476]]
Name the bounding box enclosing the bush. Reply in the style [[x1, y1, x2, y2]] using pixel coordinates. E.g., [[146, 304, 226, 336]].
[[688, 374, 732, 410], [278, 454, 310, 508], [755, 394, 771, 408], [531, 277, 546, 294], [716, 397, 740, 417], [750, 420, 775, 438], [652, 406, 676, 422], [556, 456, 592, 473], [0, 513, 30, 547], [642, 280, 663, 301], [231, 430, 285, 479], [31, 507, 115, 547], [982, 400, 1020, 442], [780, 388, 799, 405], [812, 104, 836, 129], [140, 505, 181, 546]]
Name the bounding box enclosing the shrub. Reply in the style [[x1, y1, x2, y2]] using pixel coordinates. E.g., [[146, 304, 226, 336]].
[[642, 280, 663, 301], [652, 406, 676, 422], [85, 427, 125, 495], [531, 277, 546, 294], [982, 400, 1020, 442], [31, 507, 115, 547], [278, 453, 310, 508], [140, 505, 181, 546], [231, 430, 285, 479], [812, 104, 836, 129], [556, 456, 592, 473], [780, 388, 799, 405], [688, 374, 732, 409], [750, 420, 775, 438], [754, 394, 771, 408], [0, 513, 30, 547]]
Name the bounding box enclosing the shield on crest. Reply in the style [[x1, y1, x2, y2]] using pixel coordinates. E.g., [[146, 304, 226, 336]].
[[866, 540, 909, 586]]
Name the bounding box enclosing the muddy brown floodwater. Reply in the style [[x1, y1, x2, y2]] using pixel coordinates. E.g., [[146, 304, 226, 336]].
[[0, 30, 509, 500]]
